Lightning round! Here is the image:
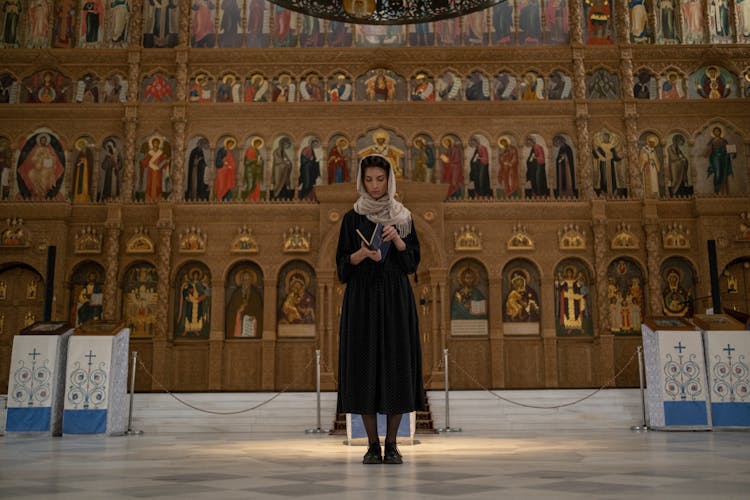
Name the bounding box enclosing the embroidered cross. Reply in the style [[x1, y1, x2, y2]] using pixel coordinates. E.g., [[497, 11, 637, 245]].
[[674, 341, 686, 354], [28, 348, 40, 361], [85, 350, 96, 367], [723, 344, 735, 357]]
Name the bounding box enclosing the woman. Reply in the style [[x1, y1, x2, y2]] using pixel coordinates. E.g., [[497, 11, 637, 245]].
[[336, 155, 425, 465]]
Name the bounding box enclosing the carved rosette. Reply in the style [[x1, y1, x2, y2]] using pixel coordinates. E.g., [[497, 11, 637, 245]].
[[624, 112, 643, 198], [644, 221, 661, 316], [103, 224, 122, 320], [155, 222, 174, 340], [592, 220, 610, 333]]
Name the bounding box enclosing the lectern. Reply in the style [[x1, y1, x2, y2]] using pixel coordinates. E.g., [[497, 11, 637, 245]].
[[5, 321, 73, 435], [62, 321, 130, 435], [642, 317, 711, 430], [692, 314, 750, 428]]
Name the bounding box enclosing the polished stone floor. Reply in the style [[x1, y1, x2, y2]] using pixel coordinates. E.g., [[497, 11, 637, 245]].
[[2, 390, 750, 499], [2, 426, 750, 499]]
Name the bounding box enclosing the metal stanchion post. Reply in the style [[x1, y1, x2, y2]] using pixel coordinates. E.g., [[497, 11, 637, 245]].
[[306, 350, 330, 434], [125, 351, 143, 436], [438, 348, 461, 433], [631, 345, 650, 431]]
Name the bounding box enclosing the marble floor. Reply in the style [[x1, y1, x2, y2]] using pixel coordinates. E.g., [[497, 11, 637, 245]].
[[1, 392, 750, 499]]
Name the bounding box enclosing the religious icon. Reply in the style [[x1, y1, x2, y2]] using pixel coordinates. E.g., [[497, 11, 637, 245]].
[[680, 0, 706, 44], [467, 135, 492, 198], [97, 136, 123, 201], [189, 73, 213, 103], [693, 65, 734, 99], [108, 0, 130, 45], [16, 130, 67, 200], [364, 69, 396, 102], [218, 0, 241, 47], [0, 280, 6, 300], [585, 0, 615, 45], [1, 0, 22, 47], [327, 136, 351, 184], [633, 69, 656, 99], [72, 137, 94, 202], [519, 71, 543, 100], [664, 133, 692, 197], [70, 266, 104, 327], [271, 136, 294, 200], [136, 134, 171, 201], [629, 0, 652, 43], [451, 262, 488, 321], [639, 133, 664, 197], [272, 5, 297, 47], [357, 129, 405, 178], [191, 0, 216, 47], [586, 68, 620, 99], [523, 134, 550, 198], [272, 73, 296, 102], [491, 1, 514, 44], [495, 71, 518, 100], [497, 135, 520, 198], [545, 0, 569, 44], [606, 258, 644, 335], [411, 135, 435, 183], [328, 73, 352, 102], [23, 70, 71, 103], [27, 278, 39, 299], [175, 265, 211, 339], [463, 9, 487, 46], [503, 268, 540, 324], [708, 0, 733, 42], [123, 264, 158, 338], [702, 125, 736, 195], [26, 0, 51, 48], [226, 266, 263, 338], [548, 70, 572, 99], [439, 135, 464, 200], [142, 72, 175, 102], [592, 129, 627, 196], [656, 0, 678, 43], [143, 0, 179, 48], [299, 73, 324, 101], [299, 14, 322, 47], [245, 73, 269, 102], [409, 21, 434, 46], [661, 264, 694, 317], [279, 269, 315, 325], [217, 73, 242, 102], [518, 0, 542, 45], [185, 136, 210, 201], [436, 71, 461, 101], [465, 71, 490, 101], [80, 0, 105, 46], [554, 261, 592, 336], [552, 134, 577, 198], [739, 0, 750, 40], [411, 73, 435, 102], [241, 136, 264, 201], [659, 71, 685, 99], [298, 136, 322, 201], [215, 135, 238, 201], [246, 0, 269, 47]]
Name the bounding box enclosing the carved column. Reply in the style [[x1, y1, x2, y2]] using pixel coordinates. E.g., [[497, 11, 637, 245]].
[[121, 106, 138, 201], [127, 50, 140, 103], [569, 0, 584, 45], [262, 275, 278, 390], [616, 0, 630, 45], [208, 277, 225, 390], [572, 47, 587, 101], [178, 0, 191, 47], [620, 47, 634, 99], [624, 107, 643, 198], [128, 0, 144, 46], [151, 213, 174, 388], [170, 107, 187, 202], [488, 271, 504, 388], [102, 221, 122, 320], [591, 209, 610, 334], [643, 205, 662, 317], [591, 203, 615, 384], [575, 107, 592, 198]]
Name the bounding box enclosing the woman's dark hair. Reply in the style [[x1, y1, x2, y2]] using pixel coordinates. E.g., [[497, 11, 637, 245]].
[[360, 155, 391, 177]]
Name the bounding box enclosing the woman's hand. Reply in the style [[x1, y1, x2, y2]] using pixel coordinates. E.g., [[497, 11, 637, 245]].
[[382, 225, 406, 251], [350, 242, 381, 264]]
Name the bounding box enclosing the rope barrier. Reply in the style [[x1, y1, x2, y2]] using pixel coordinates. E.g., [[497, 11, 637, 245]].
[[136, 354, 315, 416], [448, 347, 640, 410]]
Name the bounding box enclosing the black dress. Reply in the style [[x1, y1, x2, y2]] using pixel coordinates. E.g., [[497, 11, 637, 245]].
[[336, 210, 425, 415]]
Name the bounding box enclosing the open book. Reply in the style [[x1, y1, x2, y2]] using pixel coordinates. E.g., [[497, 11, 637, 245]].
[[355, 222, 391, 262]]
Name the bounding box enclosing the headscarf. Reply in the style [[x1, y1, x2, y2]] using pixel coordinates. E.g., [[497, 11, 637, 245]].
[[353, 154, 412, 237]]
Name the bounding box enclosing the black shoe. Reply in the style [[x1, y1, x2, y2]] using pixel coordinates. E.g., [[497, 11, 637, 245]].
[[362, 441, 382, 464], [383, 441, 403, 464]]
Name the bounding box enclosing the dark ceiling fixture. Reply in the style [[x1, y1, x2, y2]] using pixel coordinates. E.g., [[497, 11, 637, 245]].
[[266, 0, 504, 25]]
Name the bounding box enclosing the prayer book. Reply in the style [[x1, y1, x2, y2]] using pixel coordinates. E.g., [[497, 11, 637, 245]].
[[356, 223, 391, 262]]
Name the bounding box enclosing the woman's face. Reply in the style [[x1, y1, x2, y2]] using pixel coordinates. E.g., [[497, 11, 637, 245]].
[[363, 166, 388, 200]]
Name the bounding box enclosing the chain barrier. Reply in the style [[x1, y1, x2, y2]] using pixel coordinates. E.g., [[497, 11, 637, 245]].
[[136, 354, 315, 416], [448, 347, 640, 410]]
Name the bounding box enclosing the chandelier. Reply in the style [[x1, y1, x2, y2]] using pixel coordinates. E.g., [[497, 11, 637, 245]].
[[266, 1, 504, 25]]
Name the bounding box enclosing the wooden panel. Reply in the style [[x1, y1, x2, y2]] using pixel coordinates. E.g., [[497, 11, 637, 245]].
[[171, 343, 210, 391], [614, 337, 641, 387], [222, 341, 263, 390], [274, 341, 316, 391], [504, 339, 544, 388], [448, 338, 491, 389], [130, 340, 153, 392], [557, 339, 595, 388]]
